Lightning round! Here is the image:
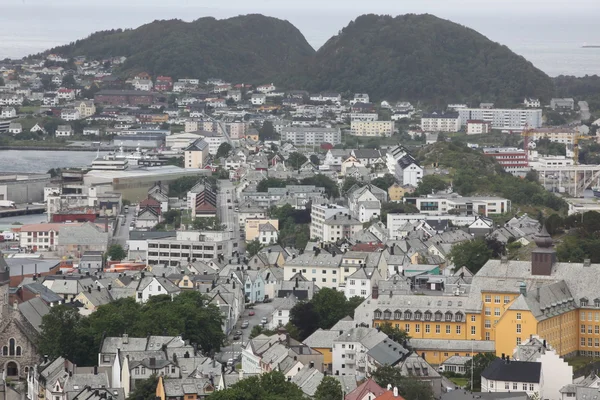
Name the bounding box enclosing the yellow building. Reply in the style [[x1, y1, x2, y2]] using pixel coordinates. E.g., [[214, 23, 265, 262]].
[[388, 183, 415, 202], [184, 139, 209, 169], [352, 227, 595, 363], [75, 100, 96, 118], [303, 328, 340, 371]]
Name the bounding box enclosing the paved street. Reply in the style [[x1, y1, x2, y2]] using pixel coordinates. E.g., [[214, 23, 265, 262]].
[[217, 179, 246, 255], [217, 299, 282, 363], [112, 206, 135, 248]]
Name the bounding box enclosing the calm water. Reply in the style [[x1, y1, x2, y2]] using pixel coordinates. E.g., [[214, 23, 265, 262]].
[[0, 2, 599, 77], [0, 150, 101, 173]]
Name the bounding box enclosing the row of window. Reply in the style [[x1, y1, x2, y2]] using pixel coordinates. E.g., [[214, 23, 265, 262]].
[[580, 325, 600, 334], [376, 323, 476, 336], [484, 295, 514, 304], [375, 310, 464, 322], [489, 382, 534, 391]]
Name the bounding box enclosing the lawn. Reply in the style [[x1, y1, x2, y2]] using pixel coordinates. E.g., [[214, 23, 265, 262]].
[[449, 377, 469, 388], [566, 356, 595, 371]]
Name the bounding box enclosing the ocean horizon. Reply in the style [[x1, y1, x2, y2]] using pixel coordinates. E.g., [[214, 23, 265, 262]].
[[1, 1, 599, 78]]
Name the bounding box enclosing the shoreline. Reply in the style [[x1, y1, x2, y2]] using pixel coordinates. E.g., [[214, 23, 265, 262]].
[[0, 146, 114, 152]]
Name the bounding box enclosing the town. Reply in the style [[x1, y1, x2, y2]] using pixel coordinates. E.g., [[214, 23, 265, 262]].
[[0, 50, 598, 400]]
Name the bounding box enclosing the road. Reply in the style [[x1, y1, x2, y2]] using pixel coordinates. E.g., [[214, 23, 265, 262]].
[[217, 179, 246, 256], [112, 206, 135, 248], [217, 299, 281, 363], [579, 101, 591, 122]]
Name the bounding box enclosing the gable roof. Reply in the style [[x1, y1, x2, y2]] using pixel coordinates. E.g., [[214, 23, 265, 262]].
[[481, 358, 541, 383]]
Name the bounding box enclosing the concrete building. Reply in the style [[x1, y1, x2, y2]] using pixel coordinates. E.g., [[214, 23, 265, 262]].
[[483, 147, 529, 174], [321, 212, 363, 243], [332, 327, 387, 379], [350, 121, 395, 137], [550, 98, 575, 111], [184, 139, 209, 169], [404, 194, 511, 217], [310, 204, 350, 240], [281, 127, 342, 146], [530, 128, 579, 145], [481, 358, 542, 398], [457, 108, 542, 130], [467, 120, 492, 135], [0, 173, 51, 203], [421, 113, 460, 132], [146, 230, 236, 266]]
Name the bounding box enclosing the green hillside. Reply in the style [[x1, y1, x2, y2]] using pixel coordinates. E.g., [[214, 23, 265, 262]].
[[295, 14, 554, 105], [43, 14, 316, 83]]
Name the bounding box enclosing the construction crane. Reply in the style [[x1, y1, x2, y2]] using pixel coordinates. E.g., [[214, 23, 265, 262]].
[[573, 134, 595, 165]]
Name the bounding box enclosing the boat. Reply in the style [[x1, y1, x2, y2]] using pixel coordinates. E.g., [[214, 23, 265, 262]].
[[592, 187, 600, 198], [90, 148, 129, 170]]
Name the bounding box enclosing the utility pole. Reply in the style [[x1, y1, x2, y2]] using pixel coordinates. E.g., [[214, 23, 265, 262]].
[[471, 339, 474, 391]]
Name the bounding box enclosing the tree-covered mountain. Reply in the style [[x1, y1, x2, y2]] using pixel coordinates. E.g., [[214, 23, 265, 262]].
[[43, 14, 316, 83], [292, 14, 554, 105]]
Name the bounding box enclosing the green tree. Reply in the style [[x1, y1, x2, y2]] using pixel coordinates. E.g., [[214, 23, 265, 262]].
[[126, 375, 158, 400], [309, 154, 320, 165], [371, 174, 397, 191], [168, 176, 202, 198], [256, 178, 290, 192], [301, 175, 340, 198], [371, 366, 434, 400], [379, 322, 410, 343], [249, 325, 277, 338], [166, 157, 184, 167], [192, 216, 225, 231], [216, 142, 233, 159], [315, 377, 343, 400], [341, 177, 360, 196], [545, 214, 564, 235], [259, 121, 277, 141], [449, 239, 493, 274], [464, 353, 497, 391], [209, 371, 305, 400], [107, 244, 127, 261], [37, 306, 83, 361], [413, 175, 449, 196], [247, 239, 263, 257], [287, 152, 308, 169], [61, 74, 76, 88], [289, 301, 321, 341]]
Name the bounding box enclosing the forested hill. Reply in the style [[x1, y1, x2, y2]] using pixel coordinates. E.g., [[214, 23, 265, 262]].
[[42, 14, 316, 83], [291, 14, 554, 105]]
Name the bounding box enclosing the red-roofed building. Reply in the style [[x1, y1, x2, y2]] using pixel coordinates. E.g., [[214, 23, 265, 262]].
[[345, 378, 386, 400], [139, 198, 161, 215], [155, 76, 173, 92], [374, 388, 406, 400]]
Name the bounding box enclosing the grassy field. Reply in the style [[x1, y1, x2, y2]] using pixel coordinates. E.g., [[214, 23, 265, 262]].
[[449, 377, 469, 388], [566, 356, 595, 371]]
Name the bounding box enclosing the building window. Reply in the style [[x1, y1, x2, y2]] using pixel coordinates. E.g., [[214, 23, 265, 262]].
[[505, 382, 510, 390], [529, 384, 534, 391], [516, 313, 521, 320], [425, 324, 430, 333], [8, 338, 15, 356], [494, 296, 500, 304], [494, 308, 501, 317], [589, 338, 593, 347], [435, 325, 440, 334], [504, 296, 511, 304], [485, 320, 491, 329], [513, 383, 518, 390], [582, 324, 586, 334], [446, 325, 451, 334], [485, 332, 490, 340], [405, 324, 410, 332], [590, 325, 594, 334], [415, 324, 420, 333], [516, 324, 522, 334], [456, 326, 461, 335], [523, 384, 527, 391], [471, 326, 476, 335], [471, 315, 476, 322], [485, 295, 491, 303]]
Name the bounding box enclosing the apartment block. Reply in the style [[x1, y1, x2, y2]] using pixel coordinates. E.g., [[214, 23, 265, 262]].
[[457, 108, 542, 130], [310, 204, 350, 240], [281, 127, 342, 146], [421, 113, 460, 132], [146, 231, 236, 266], [350, 121, 395, 137], [403, 194, 511, 217]]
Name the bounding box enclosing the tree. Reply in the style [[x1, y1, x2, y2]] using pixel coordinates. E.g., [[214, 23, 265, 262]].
[[209, 371, 305, 400], [127, 375, 159, 400], [413, 175, 449, 196], [162, 210, 181, 228], [61, 74, 76, 88], [247, 239, 263, 257], [545, 214, 564, 235], [289, 301, 321, 341], [301, 175, 340, 198], [309, 154, 320, 166], [371, 174, 397, 191], [0, 76, 4, 87], [192, 217, 226, 231], [258, 121, 277, 141], [256, 178, 289, 192], [342, 177, 360, 196], [286, 152, 308, 169], [372, 366, 434, 400], [449, 239, 493, 274], [168, 176, 201, 198], [379, 322, 410, 343], [37, 306, 83, 361], [464, 353, 497, 391], [315, 377, 343, 400], [249, 325, 277, 338], [216, 142, 233, 159], [107, 244, 127, 261]]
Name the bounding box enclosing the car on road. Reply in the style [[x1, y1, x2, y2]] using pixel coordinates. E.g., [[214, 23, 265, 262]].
[[263, 297, 272, 303], [228, 206, 232, 209], [234, 207, 239, 212], [241, 320, 249, 328], [227, 358, 234, 367], [248, 311, 255, 316], [233, 330, 242, 340], [261, 317, 268, 325]]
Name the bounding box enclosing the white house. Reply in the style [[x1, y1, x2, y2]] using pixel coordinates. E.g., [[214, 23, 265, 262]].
[[30, 123, 47, 134], [133, 276, 181, 303], [61, 108, 80, 121], [258, 222, 278, 245], [1, 107, 16, 119], [332, 327, 387, 379], [343, 268, 381, 299], [133, 79, 153, 91], [83, 127, 101, 136], [481, 358, 542, 398], [267, 295, 297, 330], [256, 83, 276, 94], [524, 98, 541, 108], [8, 122, 22, 134], [56, 89, 76, 100], [55, 125, 73, 137], [353, 93, 370, 104], [251, 93, 266, 105], [513, 336, 572, 400]]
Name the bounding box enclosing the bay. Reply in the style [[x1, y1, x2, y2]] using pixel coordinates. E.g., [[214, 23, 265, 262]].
[[0, 150, 104, 174]]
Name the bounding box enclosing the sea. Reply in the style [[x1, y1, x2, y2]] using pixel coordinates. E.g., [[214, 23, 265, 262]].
[[0, 2, 600, 77], [0, 150, 101, 173]]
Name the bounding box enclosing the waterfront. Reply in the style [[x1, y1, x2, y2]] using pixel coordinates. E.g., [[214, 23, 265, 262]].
[[0, 150, 104, 173]]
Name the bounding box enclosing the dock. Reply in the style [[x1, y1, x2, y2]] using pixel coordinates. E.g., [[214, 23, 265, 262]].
[[0, 205, 46, 218]]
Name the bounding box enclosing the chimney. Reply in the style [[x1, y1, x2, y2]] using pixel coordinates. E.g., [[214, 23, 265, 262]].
[[44, 355, 49, 363], [519, 282, 526, 296], [122, 333, 128, 344], [88, 287, 92, 294], [108, 284, 112, 290], [310, 361, 314, 369]]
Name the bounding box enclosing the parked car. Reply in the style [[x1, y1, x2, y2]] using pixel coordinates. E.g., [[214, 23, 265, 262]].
[[261, 317, 267, 325], [233, 330, 242, 340], [263, 297, 272, 303], [241, 320, 249, 328], [248, 311, 255, 316], [227, 358, 234, 367]]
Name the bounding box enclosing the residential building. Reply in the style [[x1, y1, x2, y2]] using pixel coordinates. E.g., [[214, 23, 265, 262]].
[[281, 127, 342, 146], [350, 121, 395, 137], [404, 194, 511, 216], [483, 147, 529, 174], [421, 113, 460, 132], [550, 98, 575, 111], [184, 139, 209, 169], [146, 230, 235, 266], [457, 108, 542, 130], [251, 94, 266, 105], [244, 219, 279, 242], [57, 222, 110, 258], [388, 183, 414, 202], [195, 130, 225, 155], [133, 275, 181, 303], [60, 109, 80, 121], [94, 90, 155, 106], [268, 295, 297, 329], [332, 327, 387, 379], [524, 98, 541, 108], [386, 146, 423, 187], [353, 94, 370, 104], [344, 378, 386, 400], [75, 100, 96, 118], [530, 127, 579, 145], [466, 120, 492, 135], [310, 204, 350, 240], [1, 107, 16, 119], [187, 182, 217, 219], [481, 358, 542, 398], [322, 213, 363, 243], [350, 113, 379, 122], [283, 251, 344, 290]]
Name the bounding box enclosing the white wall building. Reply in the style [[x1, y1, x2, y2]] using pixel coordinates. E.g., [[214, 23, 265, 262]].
[[350, 121, 394, 137], [310, 204, 350, 240], [421, 113, 460, 132], [457, 108, 543, 130], [281, 127, 342, 146]]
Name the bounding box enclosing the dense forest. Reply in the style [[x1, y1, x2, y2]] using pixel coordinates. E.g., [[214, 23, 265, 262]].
[[42, 15, 315, 83], [41, 13, 556, 104], [290, 14, 555, 106]]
